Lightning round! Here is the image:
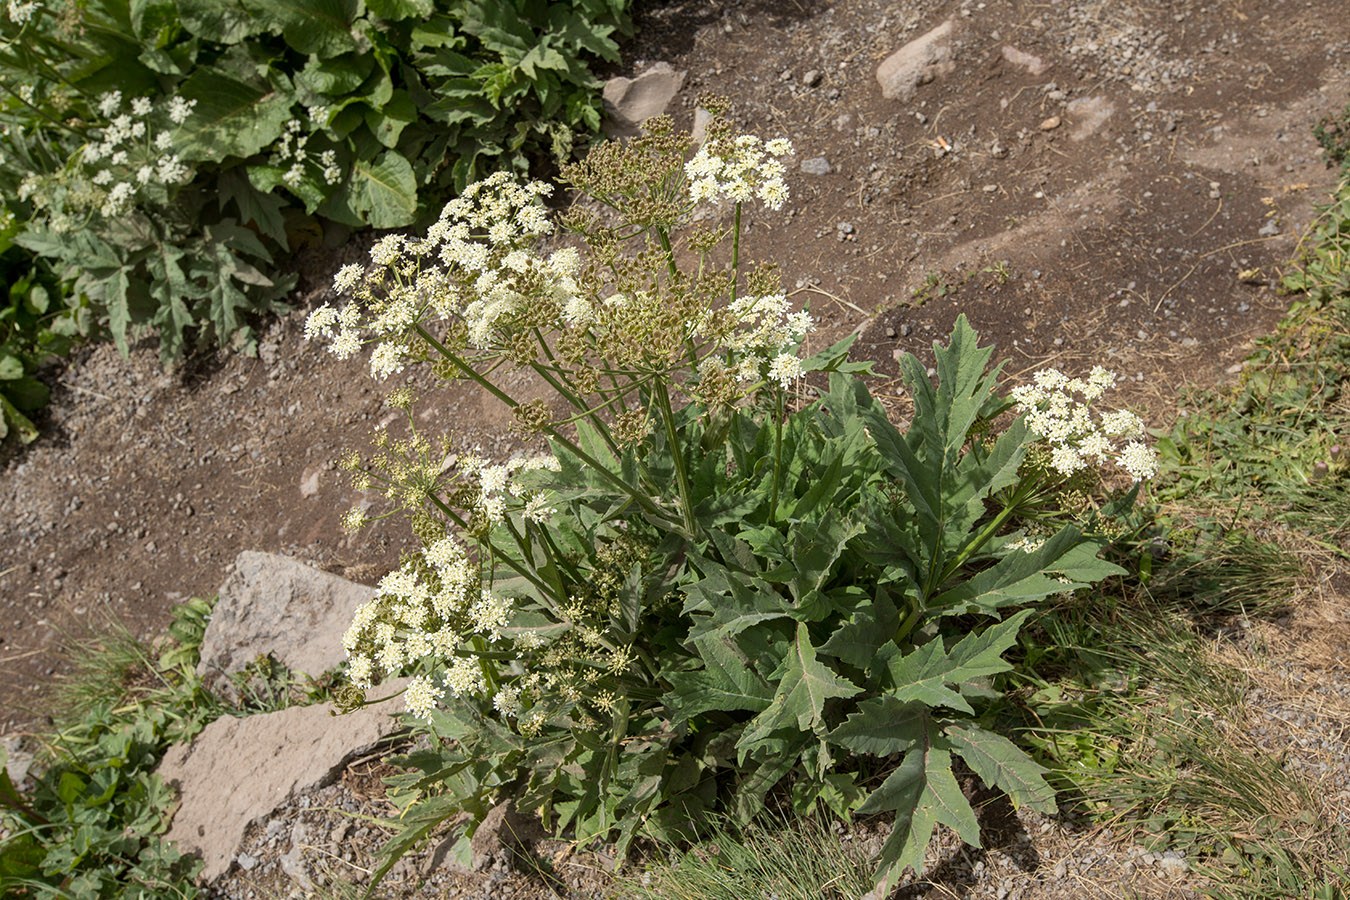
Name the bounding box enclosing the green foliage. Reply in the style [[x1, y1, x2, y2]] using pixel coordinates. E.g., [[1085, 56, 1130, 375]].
[[313, 113, 1146, 892], [0, 219, 89, 442], [0, 598, 334, 900], [0, 0, 632, 362], [622, 812, 878, 900], [1312, 102, 1350, 173], [1158, 179, 1350, 554], [1020, 595, 1349, 900], [1283, 170, 1350, 313]]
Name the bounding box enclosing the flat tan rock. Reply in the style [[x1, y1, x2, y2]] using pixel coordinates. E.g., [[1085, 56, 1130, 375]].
[[876, 19, 958, 102], [197, 551, 375, 684], [158, 687, 406, 881], [602, 62, 685, 138]]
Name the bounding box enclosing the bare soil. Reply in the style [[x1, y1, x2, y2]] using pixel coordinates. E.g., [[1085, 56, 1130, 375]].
[[3, 0, 1350, 893]]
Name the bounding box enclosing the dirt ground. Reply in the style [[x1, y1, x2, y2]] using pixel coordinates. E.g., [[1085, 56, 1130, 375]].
[[3, 0, 1349, 809]]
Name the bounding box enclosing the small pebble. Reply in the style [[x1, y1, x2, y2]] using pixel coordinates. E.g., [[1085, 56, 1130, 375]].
[[1040, 116, 1061, 130], [801, 157, 831, 176]]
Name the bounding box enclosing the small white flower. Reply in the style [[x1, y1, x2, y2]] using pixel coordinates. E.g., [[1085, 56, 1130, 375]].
[[131, 97, 153, 117], [767, 353, 803, 389], [166, 96, 196, 125], [403, 675, 441, 720], [368, 341, 406, 379], [97, 90, 121, 118], [1118, 441, 1158, 480], [333, 263, 364, 294]]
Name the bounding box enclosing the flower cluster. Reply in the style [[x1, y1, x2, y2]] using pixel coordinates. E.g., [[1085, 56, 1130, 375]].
[[305, 165, 813, 394], [685, 133, 793, 210], [18, 90, 196, 226], [341, 447, 624, 724], [1011, 366, 1158, 480], [270, 116, 341, 187], [694, 292, 812, 393], [6, 0, 40, 25]]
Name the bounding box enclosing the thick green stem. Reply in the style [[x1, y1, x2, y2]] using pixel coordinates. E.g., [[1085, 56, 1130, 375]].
[[769, 388, 784, 521], [529, 360, 620, 457], [730, 202, 743, 303], [655, 227, 679, 279], [653, 379, 698, 535], [417, 323, 674, 527], [929, 477, 1039, 597]]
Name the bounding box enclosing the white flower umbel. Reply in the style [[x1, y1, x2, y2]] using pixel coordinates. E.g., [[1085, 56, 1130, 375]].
[[686, 131, 794, 211], [1013, 366, 1158, 481]]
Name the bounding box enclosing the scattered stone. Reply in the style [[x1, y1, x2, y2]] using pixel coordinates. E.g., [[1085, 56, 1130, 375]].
[[2, 735, 33, 788], [1001, 44, 1050, 75], [236, 852, 258, 872], [982, 183, 998, 192], [691, 106, 713, 144], [900, 323, 912, 336], [1065, 95, 1115, 141], [1158, 852, 1190, 876], [885, 326, 896, 338], [197, 551, 376, 683], [1040, 116, 1061, 131], [601, 62, 685, 139], [1259, 219, 1281, 236], [158, 687, 407, 881], [876, 19, 958, 102], [801, 156, 832, 176], [802, 69, 822, 87], [469, 801, 544, 872], [298, 466, 321, 498], [279, 821, 314, 891], [1180, 337, 1198, 348]]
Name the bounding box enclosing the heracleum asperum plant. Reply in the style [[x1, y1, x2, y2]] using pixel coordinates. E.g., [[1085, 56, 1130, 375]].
[[305, 102, 1155, 894]]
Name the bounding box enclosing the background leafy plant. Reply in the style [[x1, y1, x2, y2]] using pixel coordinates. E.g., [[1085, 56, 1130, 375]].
[[0, 222, 88, 442], [0, 0, 632, 363], [0, 598, 336, 900]]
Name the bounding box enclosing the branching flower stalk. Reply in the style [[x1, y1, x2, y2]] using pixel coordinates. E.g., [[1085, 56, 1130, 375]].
[[308, 109, 805, 732]]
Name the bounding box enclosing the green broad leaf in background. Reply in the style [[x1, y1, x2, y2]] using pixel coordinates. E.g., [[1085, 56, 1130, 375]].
[[175, 70, 296, 160], [364, 89, 417, 148], [859, 728, 982, 888], [738, 623, 860, 752], [245, 0, 361, 58], [367, 0, 434, 19], [342, 150, 418, 228], [943, 722, 1057, 814], [0, 393, 38, 443], [880, 609, 1034, 712], [177, 0, 269, 43], [218, 168, 289, 245]]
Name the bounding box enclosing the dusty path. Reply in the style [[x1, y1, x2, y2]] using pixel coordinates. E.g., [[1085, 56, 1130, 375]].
[[2, 0, 1348, 753]]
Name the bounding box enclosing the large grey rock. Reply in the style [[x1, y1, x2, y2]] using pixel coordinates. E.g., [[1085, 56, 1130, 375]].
[[158, 688, 406, 881], [602, 62, 685, 138], [197, 551, 374, 682], [876, 19, 958, 102]]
